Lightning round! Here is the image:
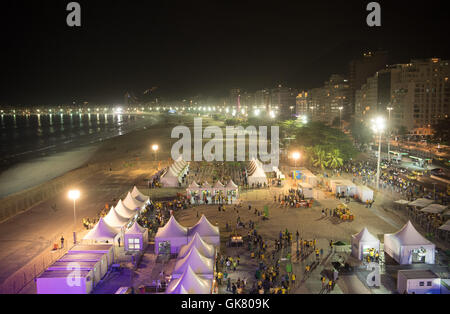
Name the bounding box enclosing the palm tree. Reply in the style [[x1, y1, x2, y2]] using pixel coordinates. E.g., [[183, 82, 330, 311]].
[[327, 149, 343, 169], [312, 147, 328, 170]]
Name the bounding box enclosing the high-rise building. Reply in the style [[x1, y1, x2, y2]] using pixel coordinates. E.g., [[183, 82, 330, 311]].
[[255, 89, 271, 111], [270, 85, 298, 119]]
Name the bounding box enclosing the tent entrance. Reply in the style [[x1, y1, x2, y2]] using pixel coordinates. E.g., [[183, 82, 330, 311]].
[[411, 248, 426, 264], [158, 241, 171, 255]]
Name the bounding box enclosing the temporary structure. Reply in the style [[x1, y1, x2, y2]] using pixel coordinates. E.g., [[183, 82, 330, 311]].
[[171, 246, 214, 279], [178, 233, 215, 259], [351, 227, 380, 260], [59, 252, 108, 278], [188, 215, 220, 247], [114, 199, 137, 219], [36, 270, 94, 294], [247, 159, 267, 186], [384, 221, 435, 265], [408, 198, 434, 210], [421, 204, 448, 214], [47, 261, 102, 287], [356, 186, 374, 203], [154, 215, 188, 254], [397, 270, 441, 294], [330, 179, 357, 196], [69, 244, 114, 266], [131, 186, 150, 203], [103, 206, 129, 229], [297, 182, 313, 199], [123, 192, 145, 210], [213, 180, 225, 195], [166, 265, 212, 294], [160, 157, 189, 187], [124, 221, 148, 251], [225, 180, 239, 197], [300, 169, 317, 186], [83, 218, 120, 244]]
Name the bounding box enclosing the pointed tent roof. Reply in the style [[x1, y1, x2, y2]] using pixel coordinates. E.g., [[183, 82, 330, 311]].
[[188, 181, 200, 189], [201, 181, 212, 189], [125, 221, 147, 235], [188, 215, 219, 237], [123, 192, 144, 210], [83, 217, 119, 241], [103, 206, 129, 228], [166, 265, 212, 294], [131, 186, 149, 203], [155, 215, 187, 238], [114, 199, 136, 219], [172, 246, 214, 278], [226, 179, 238, 190], [386, 221, 434, 246], [213, 180, 225, 189], [178, 233, 215, 259], [352, 227, 379, 243]]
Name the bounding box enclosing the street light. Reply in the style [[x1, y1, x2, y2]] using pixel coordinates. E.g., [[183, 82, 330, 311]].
[[338, 106, 344, 129], [371, 117, 385, 190], [292, 152, 300, 168], [152, 144, 159, 161], [387, 107, 393, 162], [68, 189, 80, 244]]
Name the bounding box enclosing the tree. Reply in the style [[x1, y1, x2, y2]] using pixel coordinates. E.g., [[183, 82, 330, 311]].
[[327, 149, 343, 169], [312, 146, 328, 170], [350, 120, 372, 148]]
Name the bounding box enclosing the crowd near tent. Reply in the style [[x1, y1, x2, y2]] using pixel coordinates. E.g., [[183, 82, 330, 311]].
[[171, 246, 214, 279], [83, 217, 120, 244], [154, 216, 188, 254], [103, 206, 130, 228], [166, 265, 212, 294], [188, 215, 220, 246], [178, 233, 215, 259], [247, 158, 268, 186], [124, 221, 149, 252], [421, 204, 448, 214], [187, 180, 239, 204], [329, 179, 357, 196], [160, 157, 189, 187], [408, 198, 435, 210], [351, 227, 380, 260], [356, 186, 374, 203], [384, 221, 435, 265]]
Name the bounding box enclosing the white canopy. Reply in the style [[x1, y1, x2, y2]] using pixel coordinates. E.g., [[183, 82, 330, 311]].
[[125, 221, 147, 235], [213, 180, 225, 190], [161, 157, 188, 187], [408, 198, 434, 209], [188, 181, 200, 189], [421, 204, 448, 214], [178, 233, 215, 259], [171, 246, 214, 279], [384, 221, 435, 265], [247, 159, 267, 185], [202, 181, 212, 189], [83, 218, 120, 242], [356, 186, 373, 203], [131, 186, 150, 203], [114, 199, 136, 219], [438, 221, 450, 232], [166, 265, 212, 294], [123, 192, 144, 210], [225, 180, 238, 190], [154, 215, 188, 254], [103, 206, 129, 228], [351, 227, 380, 260], [188, 215, 220, 246]]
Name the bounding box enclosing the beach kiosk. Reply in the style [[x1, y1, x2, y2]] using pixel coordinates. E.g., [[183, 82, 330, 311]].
[[351, 227, 380, 260]]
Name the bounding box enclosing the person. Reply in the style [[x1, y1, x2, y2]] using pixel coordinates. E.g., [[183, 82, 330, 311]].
[[60, 236, 64, 249], [227, 278, 231, 292], [328, 280, 333, 292], [291, 273, 296, 287], [321, 276, 326, 289], [232, 283, 237, 294], [118, 237, 121, 247]]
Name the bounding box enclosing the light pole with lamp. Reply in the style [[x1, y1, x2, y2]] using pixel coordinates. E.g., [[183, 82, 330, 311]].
[[387, 107, 393, 162], [292, 152, 300, 187], [152, 144, 159, 161], [68, 189, 80, 244], [371, 117, 385, 190], [338, 106, 343, 129]]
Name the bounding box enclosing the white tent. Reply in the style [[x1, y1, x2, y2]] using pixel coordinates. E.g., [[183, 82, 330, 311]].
[[384, 221, 435, 265], [330, 179, 357, 196], [247, 159, 267, 186], [297, 182, 313, 199], [213, 180, 225, 192], [178, 233, 215, 259], [272, 166, 285, 180], [114, 199, 137, 219], [83, 218, 120, 244], [356, 186, 374, 203], [124, 221, 148, 251], [188, 215, 220, 247], [160, 157, 189, 187], [103, 206, 129, 228], [154, 215, 188, 254], [351, 227, 380, 260], [123, 192, 145, 210], [131, 186, 150, 203], [166, 265, 212, 294], [171, 246, 214, 279], [408, 198, 434, 209], [225, 180, 239, 200], [421, 204, 448, 214]]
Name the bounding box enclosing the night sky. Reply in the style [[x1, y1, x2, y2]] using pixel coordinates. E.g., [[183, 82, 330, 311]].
[[1, 0, 449, 105]]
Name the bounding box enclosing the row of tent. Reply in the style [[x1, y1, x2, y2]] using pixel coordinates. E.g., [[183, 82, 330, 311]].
[[329, 179, 374, 203], [83, 186, 149, 250], [160, 157, 189, 187], [351, 220, 435, 264], [246, 158, 268, 186], [186, 180, 239, 204]]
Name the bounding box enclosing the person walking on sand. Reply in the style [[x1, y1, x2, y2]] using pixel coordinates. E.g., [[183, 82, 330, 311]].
[[60, 236, 64, 249]]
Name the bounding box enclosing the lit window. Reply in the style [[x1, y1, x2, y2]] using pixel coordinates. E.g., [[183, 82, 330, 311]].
[[128, 238, 141, 250]]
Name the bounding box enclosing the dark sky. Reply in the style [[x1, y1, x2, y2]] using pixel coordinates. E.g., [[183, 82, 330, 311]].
[[1, 0, 449, 105]]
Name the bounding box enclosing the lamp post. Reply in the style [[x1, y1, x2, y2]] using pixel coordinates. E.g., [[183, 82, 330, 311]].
[[371, 117, 385, 190], [387, 107, 393, 162], [292, 152, 300, 168], [68, 189, 80, 244], [338, 106, 343, 129], [152, 144, 159, 161]]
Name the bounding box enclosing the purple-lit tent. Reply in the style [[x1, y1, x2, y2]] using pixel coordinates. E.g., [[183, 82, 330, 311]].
[[154, 215, 188, 254], [124, 221, 148, 251], [166, 265, 212, 294], [178, 233, 215, 259], [171, 246, 214, 279], [83, 217, 120, 245], [188, 215, 220, 247]]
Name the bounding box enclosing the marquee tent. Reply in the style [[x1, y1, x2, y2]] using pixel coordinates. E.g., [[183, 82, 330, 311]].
[[123, 192, 145, 210], [356, 186, 374, 203], [131, 186, 150, 203], [178, 233, 215, 259], [166, 265, 212, 294], [83, 218, 120, 244], [103, 206, 129, 229], [213, 180, 225, 193], [124, 221, 148, 251], [247, 159, 267, 186], [330, 179, 357, 196], [188, 215, 220, 246], [171, 246, 214, 279], [351, 227, 380, 260], [154, 215, 188, 254], [421, 204, 448, 214], [408, 198, 434, 210], [160, 157, 189, 187], [114, 199, 137, 219], [273, 167, 285, 180], [384, 221, 435, 265]]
